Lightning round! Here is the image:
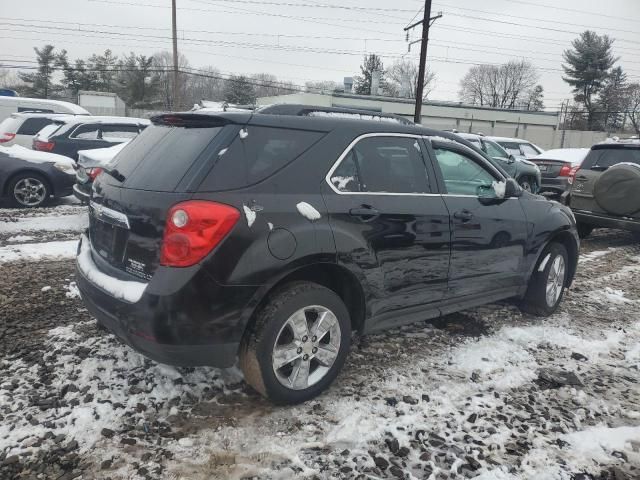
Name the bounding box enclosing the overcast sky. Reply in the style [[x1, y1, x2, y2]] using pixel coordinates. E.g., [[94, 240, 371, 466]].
[[2, 0, 639, 110]]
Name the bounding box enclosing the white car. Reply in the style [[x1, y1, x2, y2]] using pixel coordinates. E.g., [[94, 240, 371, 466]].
[[488, 136, 545, 159], [74, 143, 129, 203], [0, 96, 90, 123], [0, 113, 76, 148]]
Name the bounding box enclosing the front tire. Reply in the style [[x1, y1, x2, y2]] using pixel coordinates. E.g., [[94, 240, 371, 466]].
[[521, 243, 568, 316], [239, 281, 351, 404], [518, 175, 537, 193]]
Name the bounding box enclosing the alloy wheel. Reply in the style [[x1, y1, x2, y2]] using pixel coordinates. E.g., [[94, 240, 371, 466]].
[[13, 178, 47, 207], [545, 255, 566, 307], [272, 305, 341, 390]]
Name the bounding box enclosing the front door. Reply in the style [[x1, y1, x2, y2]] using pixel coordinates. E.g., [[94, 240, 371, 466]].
[[427, 138, 528, 298], [323, 134, 451, 327]]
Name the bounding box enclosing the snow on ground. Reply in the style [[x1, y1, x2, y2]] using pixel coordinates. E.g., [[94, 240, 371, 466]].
[[0, 239, 78, 263], [0, 212, 87, 234], [1, 211, 639, 479]]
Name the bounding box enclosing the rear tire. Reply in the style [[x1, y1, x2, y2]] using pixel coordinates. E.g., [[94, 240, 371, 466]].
[[239, 281, 351, 404], [577, 222, 593, 239], [521, 243, 568, 316], [8, 173, 50, 208]]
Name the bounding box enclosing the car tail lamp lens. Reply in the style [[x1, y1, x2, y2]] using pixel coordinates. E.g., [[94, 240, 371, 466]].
[[0, 133, 15, 143], [87, 167, 103, 181], [160, 201, 240, 267], [568, 166, 581, 185], [34, 140, 55, 152], [558, 165, 572, 177]]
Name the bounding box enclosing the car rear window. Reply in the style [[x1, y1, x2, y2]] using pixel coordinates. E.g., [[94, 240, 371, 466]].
[[584, 147, 640, 170], [199, 126, 325, 191], [17, 118, 55, 136], [110, 125, 223, 191], [36, 123, 63, 140]]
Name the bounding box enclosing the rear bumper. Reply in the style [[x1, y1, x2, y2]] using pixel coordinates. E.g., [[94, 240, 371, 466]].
[[73, 183, 91, 203], [75, 235, 259, 367], [538, 177, 570, 195], [573, 210, 640, 232]]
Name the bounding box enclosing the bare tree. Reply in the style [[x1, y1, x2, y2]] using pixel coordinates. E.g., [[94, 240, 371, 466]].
[[305, 80, 340, 93], [627, 83, 640, 135], [184, 66, 224, 105], [386, 59, 436, 100], [459, 60, 539, 109], [153, 50, 190, 109], [250, 73, 297, 98]]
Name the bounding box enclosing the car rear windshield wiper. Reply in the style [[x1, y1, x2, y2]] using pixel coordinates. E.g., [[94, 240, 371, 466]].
[[102, 167, 126, 182]]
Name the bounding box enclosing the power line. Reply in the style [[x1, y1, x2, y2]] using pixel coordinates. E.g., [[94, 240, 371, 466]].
[[491, 0, 638, 23]]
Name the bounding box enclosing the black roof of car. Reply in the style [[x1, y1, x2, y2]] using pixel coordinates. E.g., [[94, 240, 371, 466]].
[[151, 104, 460, 140]]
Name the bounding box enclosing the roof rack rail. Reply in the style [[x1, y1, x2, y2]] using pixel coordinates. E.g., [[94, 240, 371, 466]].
[[256, 104, 414, 125]]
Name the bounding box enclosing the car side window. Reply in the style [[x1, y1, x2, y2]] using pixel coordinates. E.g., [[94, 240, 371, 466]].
[[71, 124, 100, 140], [100, 125, 140, 142], [500, 142, 521, 157], [331, 136, 430, 194], [433, 147, 499, 197]]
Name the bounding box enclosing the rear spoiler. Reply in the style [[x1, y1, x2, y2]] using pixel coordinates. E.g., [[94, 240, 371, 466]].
[[150, 113, 239, 128], [257, 104, 414, 125]]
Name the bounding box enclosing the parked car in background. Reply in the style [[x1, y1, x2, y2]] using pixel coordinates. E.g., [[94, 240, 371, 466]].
[[33, 116, 149, 160], [0, 96, 89, 123], [454, 132, 542, 192], [0, 112, 75, 147], [489, 136, 545, 159], [0, 145, 76, 207], [569, 139, 640, 238], [530, 148, 589, 203], [74, 142, 129, 203], [76, 105, 579, 404]]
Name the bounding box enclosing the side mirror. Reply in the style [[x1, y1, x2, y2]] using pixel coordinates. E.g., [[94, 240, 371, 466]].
[[504, 178, 522, 198], [507, 154, 516, 163]]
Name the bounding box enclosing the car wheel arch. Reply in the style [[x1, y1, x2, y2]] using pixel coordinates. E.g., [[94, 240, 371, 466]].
[[533, 230, 578, 288], [241, 261, 368, 343]]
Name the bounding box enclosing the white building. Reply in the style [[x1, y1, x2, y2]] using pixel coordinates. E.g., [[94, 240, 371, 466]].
[[257, 91, 561, 148]]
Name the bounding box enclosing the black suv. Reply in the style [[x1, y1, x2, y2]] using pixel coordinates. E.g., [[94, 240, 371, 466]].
[[32, 116, 149, 160], [569, 140, 640, 237], [76, 105, 579, 404]]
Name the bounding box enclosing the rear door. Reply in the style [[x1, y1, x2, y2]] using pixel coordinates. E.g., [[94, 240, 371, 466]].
[[427, 138, 528, 299], [323, 133, 451, 327], [15, 117, 55, 148]]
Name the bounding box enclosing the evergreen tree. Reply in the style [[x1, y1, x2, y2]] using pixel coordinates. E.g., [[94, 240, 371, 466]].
[[525, 85, 545, 111], [562, 31, 618, 130], [223, 75, 256, 104], [18, 45, 58, 98], [114, 53, 160, 108], [599, 66, 627, 130], [354, 54, 386, 96]]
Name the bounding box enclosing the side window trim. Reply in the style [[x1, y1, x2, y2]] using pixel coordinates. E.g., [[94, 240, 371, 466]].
[[69, 124, 101, 140], [325, 132, 439, 196]]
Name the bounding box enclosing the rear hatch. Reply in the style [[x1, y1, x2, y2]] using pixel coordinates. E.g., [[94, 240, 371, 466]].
[[88, 114, 245, 280], [570, 144, 640, 213]]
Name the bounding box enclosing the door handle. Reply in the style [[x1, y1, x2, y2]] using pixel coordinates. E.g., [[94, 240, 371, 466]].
[[454, 209, 473, 221], [349, 206, 380, 222]]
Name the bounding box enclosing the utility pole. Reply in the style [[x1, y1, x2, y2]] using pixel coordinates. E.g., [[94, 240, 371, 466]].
[[404, 1, 441, 124], [171, 0, 179, 110]]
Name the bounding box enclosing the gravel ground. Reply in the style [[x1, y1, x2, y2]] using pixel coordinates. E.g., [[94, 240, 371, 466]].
[[1, 203, 639, 480]]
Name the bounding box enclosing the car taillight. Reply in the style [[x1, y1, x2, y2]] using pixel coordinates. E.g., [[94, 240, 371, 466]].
[[160, 201, 240, 267], [568, 166, 581, 185], [0, 133, 15, 143], [87, 167, 103, 181], [558, 165, 572, 177], [34, 140, 55, 152]]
